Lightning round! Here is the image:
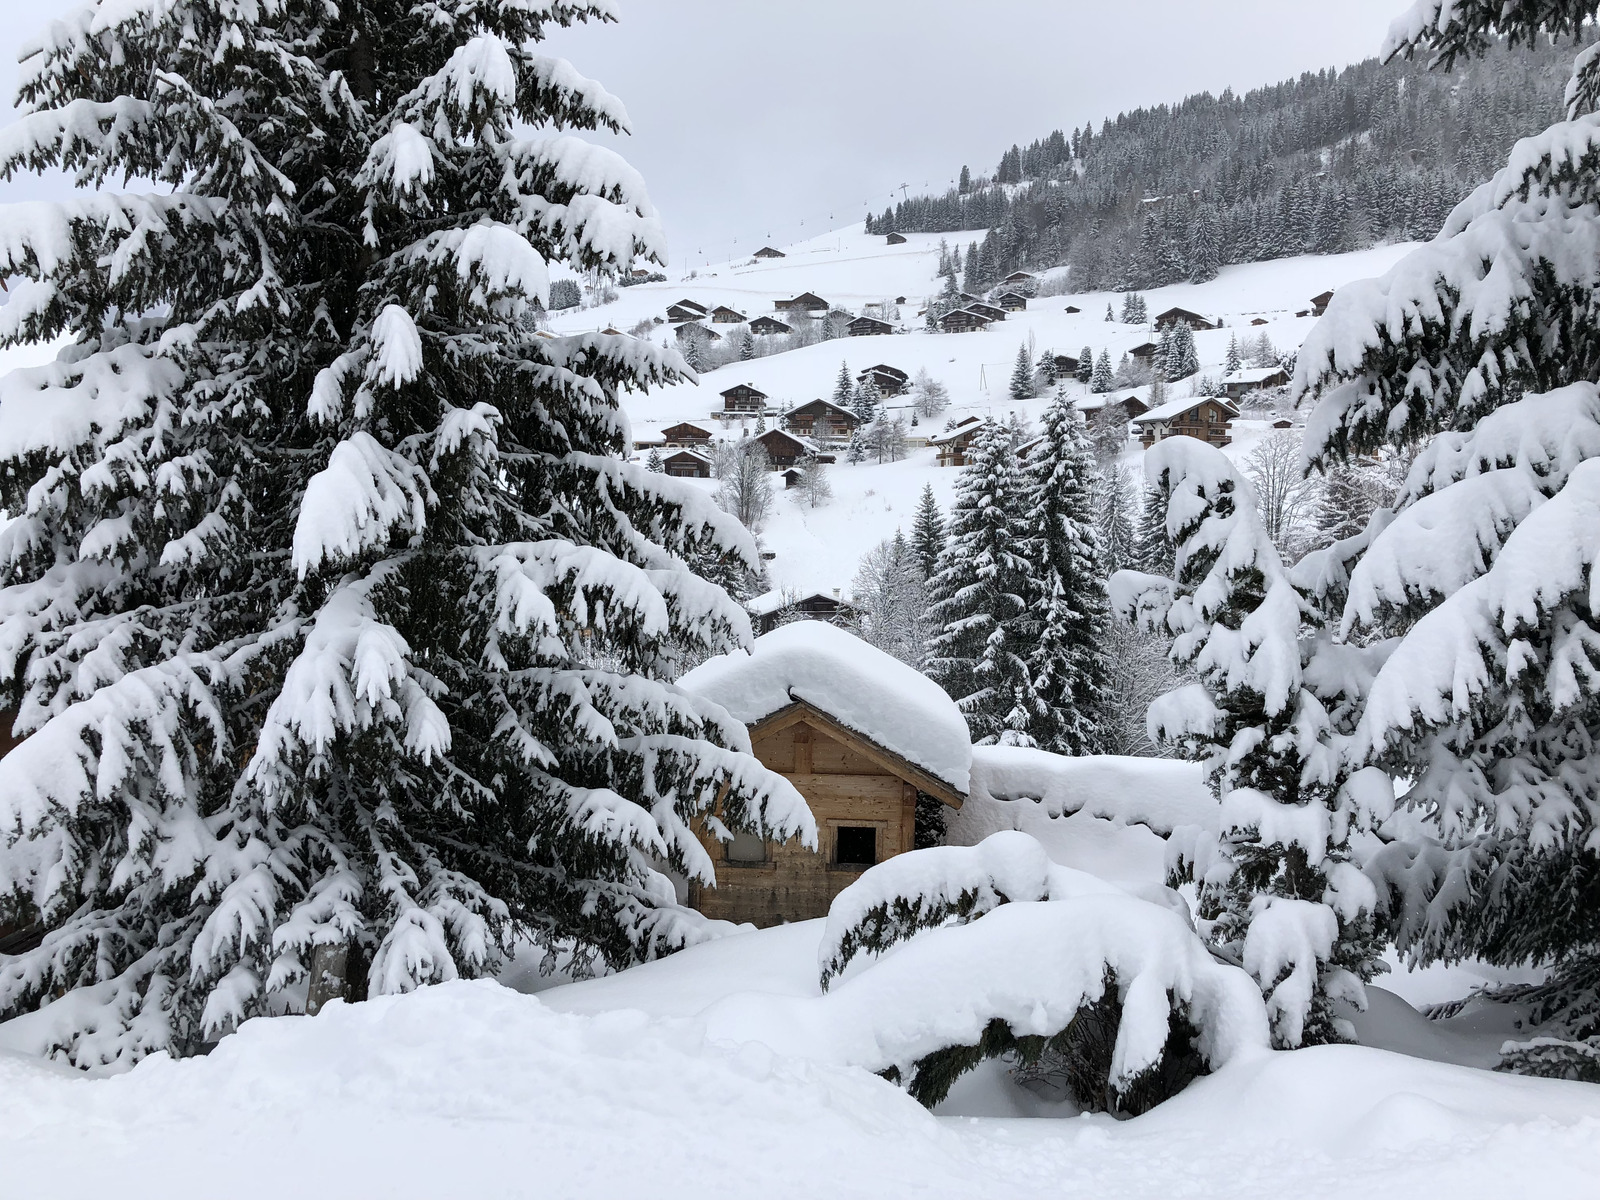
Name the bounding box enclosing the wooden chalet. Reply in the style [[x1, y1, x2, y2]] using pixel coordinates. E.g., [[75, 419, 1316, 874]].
[[1003, 270, 1036, 285], [939, 308, 992, 334], [1310, 290, 1335, 316], [711, 305, 747, 324], [782, 467, 804, 489], [783, 398, 859, 442], [744, 589, 859, 634], [1051, 353, 1080, 376], [1153, 306, 1219, 331], [1134, 395, 1239, 449], [674, 321, 720, 343], [885, 232, 907, 245], [666, 302, 707, 323], [1220, 366, 1290, 400], [930, 416, 986, 466], [1250, 317, 1270, 326], [1063, 305, 1081, 314], [858, 364, 909, 396], [661, 449, 712, 478], [1080, 394, 1149, 423], [680, 625, 968, 927], [748, 315, 792, 336], [995, 292, 1028, 312], [755, 427, 813, 468], [967, 301, 1007, 322], [660, 421, 712, 447], [847, 314, 894, 337], [1128, 341, 1160, 361], [958, 292, 985, 305], [720, 383, 770, 414], [754, 246, 786, 259], [894, 295, 907, 305], [775, 292, 829, 313]]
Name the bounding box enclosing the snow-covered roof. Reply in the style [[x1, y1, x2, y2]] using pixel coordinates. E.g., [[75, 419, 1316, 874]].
[[1133, 394, 1239, 424], [928, 417, 987, 445], [743, 589, 856, 617], [783, 397, 856, 420], [1223, 366, 1289, 385], [678, 622, 972, 795]]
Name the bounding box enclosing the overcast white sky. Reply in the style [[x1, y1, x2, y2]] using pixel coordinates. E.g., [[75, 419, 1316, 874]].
[[2, 1, 1406, 270]]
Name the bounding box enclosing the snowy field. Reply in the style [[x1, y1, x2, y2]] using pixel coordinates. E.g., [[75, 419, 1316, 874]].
[[4, 755, 1598, 1200], [554, 227, 1420, 596]]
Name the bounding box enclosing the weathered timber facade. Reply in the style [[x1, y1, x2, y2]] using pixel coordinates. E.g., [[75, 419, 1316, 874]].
[[688, 702, 963, 926]]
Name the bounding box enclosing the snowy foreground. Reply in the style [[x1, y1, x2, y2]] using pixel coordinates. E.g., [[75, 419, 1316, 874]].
[[4, 950, 1597, 1200], [5, 759, 1598, 1200]]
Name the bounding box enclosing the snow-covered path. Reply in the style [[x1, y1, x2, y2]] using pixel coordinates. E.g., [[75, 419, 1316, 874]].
[[2, 977, 1596, 1200]]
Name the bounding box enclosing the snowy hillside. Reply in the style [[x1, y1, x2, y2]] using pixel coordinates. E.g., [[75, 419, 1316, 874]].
[[552, 227, 1420, 595]]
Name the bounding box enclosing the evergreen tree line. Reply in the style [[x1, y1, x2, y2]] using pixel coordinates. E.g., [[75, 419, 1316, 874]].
[[868, 38, 1578, 291]]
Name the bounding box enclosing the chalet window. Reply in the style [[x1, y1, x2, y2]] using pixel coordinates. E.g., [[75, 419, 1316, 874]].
[[727, 829, 766, 864], [835, 826, 877, 867]]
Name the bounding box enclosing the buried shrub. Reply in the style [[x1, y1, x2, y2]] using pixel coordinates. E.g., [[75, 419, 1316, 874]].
[[819, 834, 1269, 1114]]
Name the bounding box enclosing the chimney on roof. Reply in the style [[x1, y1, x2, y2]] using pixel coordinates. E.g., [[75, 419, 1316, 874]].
[[832, 588, 840, 598]]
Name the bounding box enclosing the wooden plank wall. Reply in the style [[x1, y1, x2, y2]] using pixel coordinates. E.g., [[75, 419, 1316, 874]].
[[689, 716, 917, 927]]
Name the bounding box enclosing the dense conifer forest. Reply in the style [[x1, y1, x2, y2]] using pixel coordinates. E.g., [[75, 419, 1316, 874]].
[[868, 38, 1581, 291]]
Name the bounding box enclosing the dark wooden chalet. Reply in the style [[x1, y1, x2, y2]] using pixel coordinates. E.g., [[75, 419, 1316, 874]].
[[711, 305, 747, 324], [783, 398, 859, 442], [1134, 396, 1239, 449], [1310, 290, 1335, 316], [775, 292, 829, 313], [1051, 353, 1080, 376], [995, 291, 1028, 312], [661, 421, 712, 447], [958, 291, 984, 305], [674, 321, 720, 342], [894, 295, 907, 305], [746, 590, 861, 635], [666, 302, 707, 323], [1003, 270, 1036, 285], [1128, 341, 1160, 361], [1250, 317, 1270, 326], [754, 246, 786, 259], [662, 449, 712, 478], [885, 232, 907, 245], [755, 427, 813, 468], [1220, 366, 1291, 399], [748, 315, 792, 336], [1153, 306, 1219, 331], [847, 314, 894, 337], [1063, 305, 1081, 314], [967, 301, 1006, 322], [858, 364, 909, 396], [939, 308, 992, 334], [930, 416, 986, 466], [720, 383, 770, 414]]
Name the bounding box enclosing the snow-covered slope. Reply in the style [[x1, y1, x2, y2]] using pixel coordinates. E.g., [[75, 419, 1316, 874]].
[[558, 226, 1420, 596]]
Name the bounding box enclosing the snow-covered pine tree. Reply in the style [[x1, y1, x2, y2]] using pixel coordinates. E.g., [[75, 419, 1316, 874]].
[[1119, 293, 1140, 323], [849, 534, 927, 667], [1110, 440, 1383, 1048], [852, 378, 881, 425], [1225, 333, 1242, 376], [1290, 0, 1600, 1077], [1188, 204, 1222, 283], [0, 0, 811, 1066], [1090, 350, 1115, 393], [739, 327, 756, 360], [646, 448, 665, 472], [1020, 390, 1110, 755], [924, 422, 1039, 746], [911, 485, 946, 580], [832, 360, 854, 409], [1105, 302, 1115, 322], [1076, 347, 1095, 385], [1166, 322, 1200, 380], [1095, 465, 1138, 573], [1009, 343, 1035, 400], [1155, 323, 1175, 379]]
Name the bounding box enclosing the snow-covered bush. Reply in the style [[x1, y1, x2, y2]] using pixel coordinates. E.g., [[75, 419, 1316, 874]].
[[0, 0, 811, 1067], [816, 833, 1268, 1114], [818, 832, 1052, 988]]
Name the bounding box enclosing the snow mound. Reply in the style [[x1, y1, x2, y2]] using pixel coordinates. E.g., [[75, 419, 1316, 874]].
[[963, 746, 1217, 834], [679, 621, 971, 793]]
